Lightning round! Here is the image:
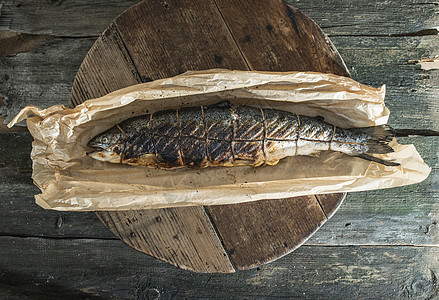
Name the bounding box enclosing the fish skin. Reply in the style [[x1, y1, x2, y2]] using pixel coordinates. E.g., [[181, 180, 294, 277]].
[[87, 102, 394, 169]]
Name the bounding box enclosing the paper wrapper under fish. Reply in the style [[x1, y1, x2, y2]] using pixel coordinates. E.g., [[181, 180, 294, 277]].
[[8, 69, 431, 211]]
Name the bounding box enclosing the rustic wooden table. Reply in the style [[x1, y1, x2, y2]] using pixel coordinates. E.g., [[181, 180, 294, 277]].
[[1, 0, 438, 298]]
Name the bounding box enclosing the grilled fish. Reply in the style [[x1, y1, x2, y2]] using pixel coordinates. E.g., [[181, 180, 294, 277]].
[[87, 101, 437, 169]]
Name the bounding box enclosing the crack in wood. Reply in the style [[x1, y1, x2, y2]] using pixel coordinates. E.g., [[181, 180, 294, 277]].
[[0, 233, 120, 241], [202, 206, 237, 271], [329, 28, 439, 38], [212, 0, 253, 70]]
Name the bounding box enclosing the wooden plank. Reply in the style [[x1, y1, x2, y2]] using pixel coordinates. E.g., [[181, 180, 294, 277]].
[[70, 23, 142, 106], [1, 0, 437, 37], [0, 168, 115, 239], [98, 208, 234, 273], [315, 193, 345, 218], [1, 236, 438, 299], [0, 132, 32, 170], [113, 0, 248, 80], [308, 170, 439, 246], [2, 35, 438, 127], [292, 0, 439, 37], [0, 37, 95, 124], [205, 196, 327, 270], [215, 0, 349, 76], [0, 0, 138, 36]]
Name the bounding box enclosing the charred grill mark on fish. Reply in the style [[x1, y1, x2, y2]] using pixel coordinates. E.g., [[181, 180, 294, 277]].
[[234, 106, 264, 141], [88, 101, 426, 169]]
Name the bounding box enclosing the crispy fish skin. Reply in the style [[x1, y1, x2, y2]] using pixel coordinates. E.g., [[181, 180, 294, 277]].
[[87, 101, 396, 169]]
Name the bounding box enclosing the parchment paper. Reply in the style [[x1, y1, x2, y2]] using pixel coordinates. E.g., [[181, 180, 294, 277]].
[[8, 69, 431, 211]]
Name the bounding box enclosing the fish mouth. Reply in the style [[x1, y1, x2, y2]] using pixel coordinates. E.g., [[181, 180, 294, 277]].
[[86, 148, 123, 164], [86, 149, 100, 156]]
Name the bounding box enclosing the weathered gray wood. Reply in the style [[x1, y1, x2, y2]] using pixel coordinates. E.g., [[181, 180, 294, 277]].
[[0, 37, 95, 124], [0, 168, 115, 239], [0, 0, 138, 36], [1, 236, 438, 299], [293, 0, 439, 37], [1, 0, 437, 37], [330, 35, 439, 131]]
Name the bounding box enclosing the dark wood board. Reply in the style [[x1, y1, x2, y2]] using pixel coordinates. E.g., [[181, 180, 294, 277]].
[[70, 0, 347, 273]]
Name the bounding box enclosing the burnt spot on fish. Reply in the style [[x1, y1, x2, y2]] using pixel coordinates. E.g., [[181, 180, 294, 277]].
[[154, 136, 183, 167], [113, 144, 124, 155], [204, 106, 234, 141], [234, 106, 264, 140], [207, 140, 233, 165], [151, 109, 179, 137], [233, 141, 263, 162], [179, 106, 205, 138], [264, 140, 279, 155], [180, 137, 206, 168], [263, 109, 299, 140], [123, 132, 155, 159]]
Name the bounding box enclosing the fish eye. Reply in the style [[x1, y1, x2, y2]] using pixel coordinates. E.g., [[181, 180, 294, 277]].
[[102, 137, 109, 144]]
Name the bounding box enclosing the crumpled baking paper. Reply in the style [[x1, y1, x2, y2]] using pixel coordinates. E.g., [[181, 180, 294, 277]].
[[8, 69, 431, 211]]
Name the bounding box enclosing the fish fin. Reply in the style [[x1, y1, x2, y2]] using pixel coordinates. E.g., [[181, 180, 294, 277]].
[[356, 153, 400, 167], [350, 125, 395, 154], [393, 129, 439, 137]]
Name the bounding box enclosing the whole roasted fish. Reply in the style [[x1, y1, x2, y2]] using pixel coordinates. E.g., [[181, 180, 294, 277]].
[[87, 101, 438, 169]]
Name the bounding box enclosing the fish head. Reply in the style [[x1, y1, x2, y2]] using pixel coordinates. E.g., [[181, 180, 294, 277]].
[[87, 126, 127, 163], [87, 126, 125, 150]]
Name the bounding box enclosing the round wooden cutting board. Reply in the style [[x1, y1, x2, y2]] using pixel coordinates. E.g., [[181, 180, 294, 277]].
[[70, 0, 349, 273]]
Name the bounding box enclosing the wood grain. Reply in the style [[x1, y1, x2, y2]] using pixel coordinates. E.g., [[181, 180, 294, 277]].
[[214, 0, 349, 76], [69, 0, 347, 272], [97, 207, 234, 273], [70, 24, 141, 107], [2, 0, 437, 37], [113, 0, 248, 80], [206, 196, 327, 270], [315, 193, 345, 218], [1, 235, 438, 299]]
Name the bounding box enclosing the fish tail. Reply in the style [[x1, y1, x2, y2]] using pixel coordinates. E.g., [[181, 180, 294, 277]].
[[348, 125, 398, 166], [350, 125, 395, 154], [350, 125, 439, 166]]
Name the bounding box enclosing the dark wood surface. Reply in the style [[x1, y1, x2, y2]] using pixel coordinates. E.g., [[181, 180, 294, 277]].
[[1, 0, 438, 297], [70, 0, 347, 273]]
